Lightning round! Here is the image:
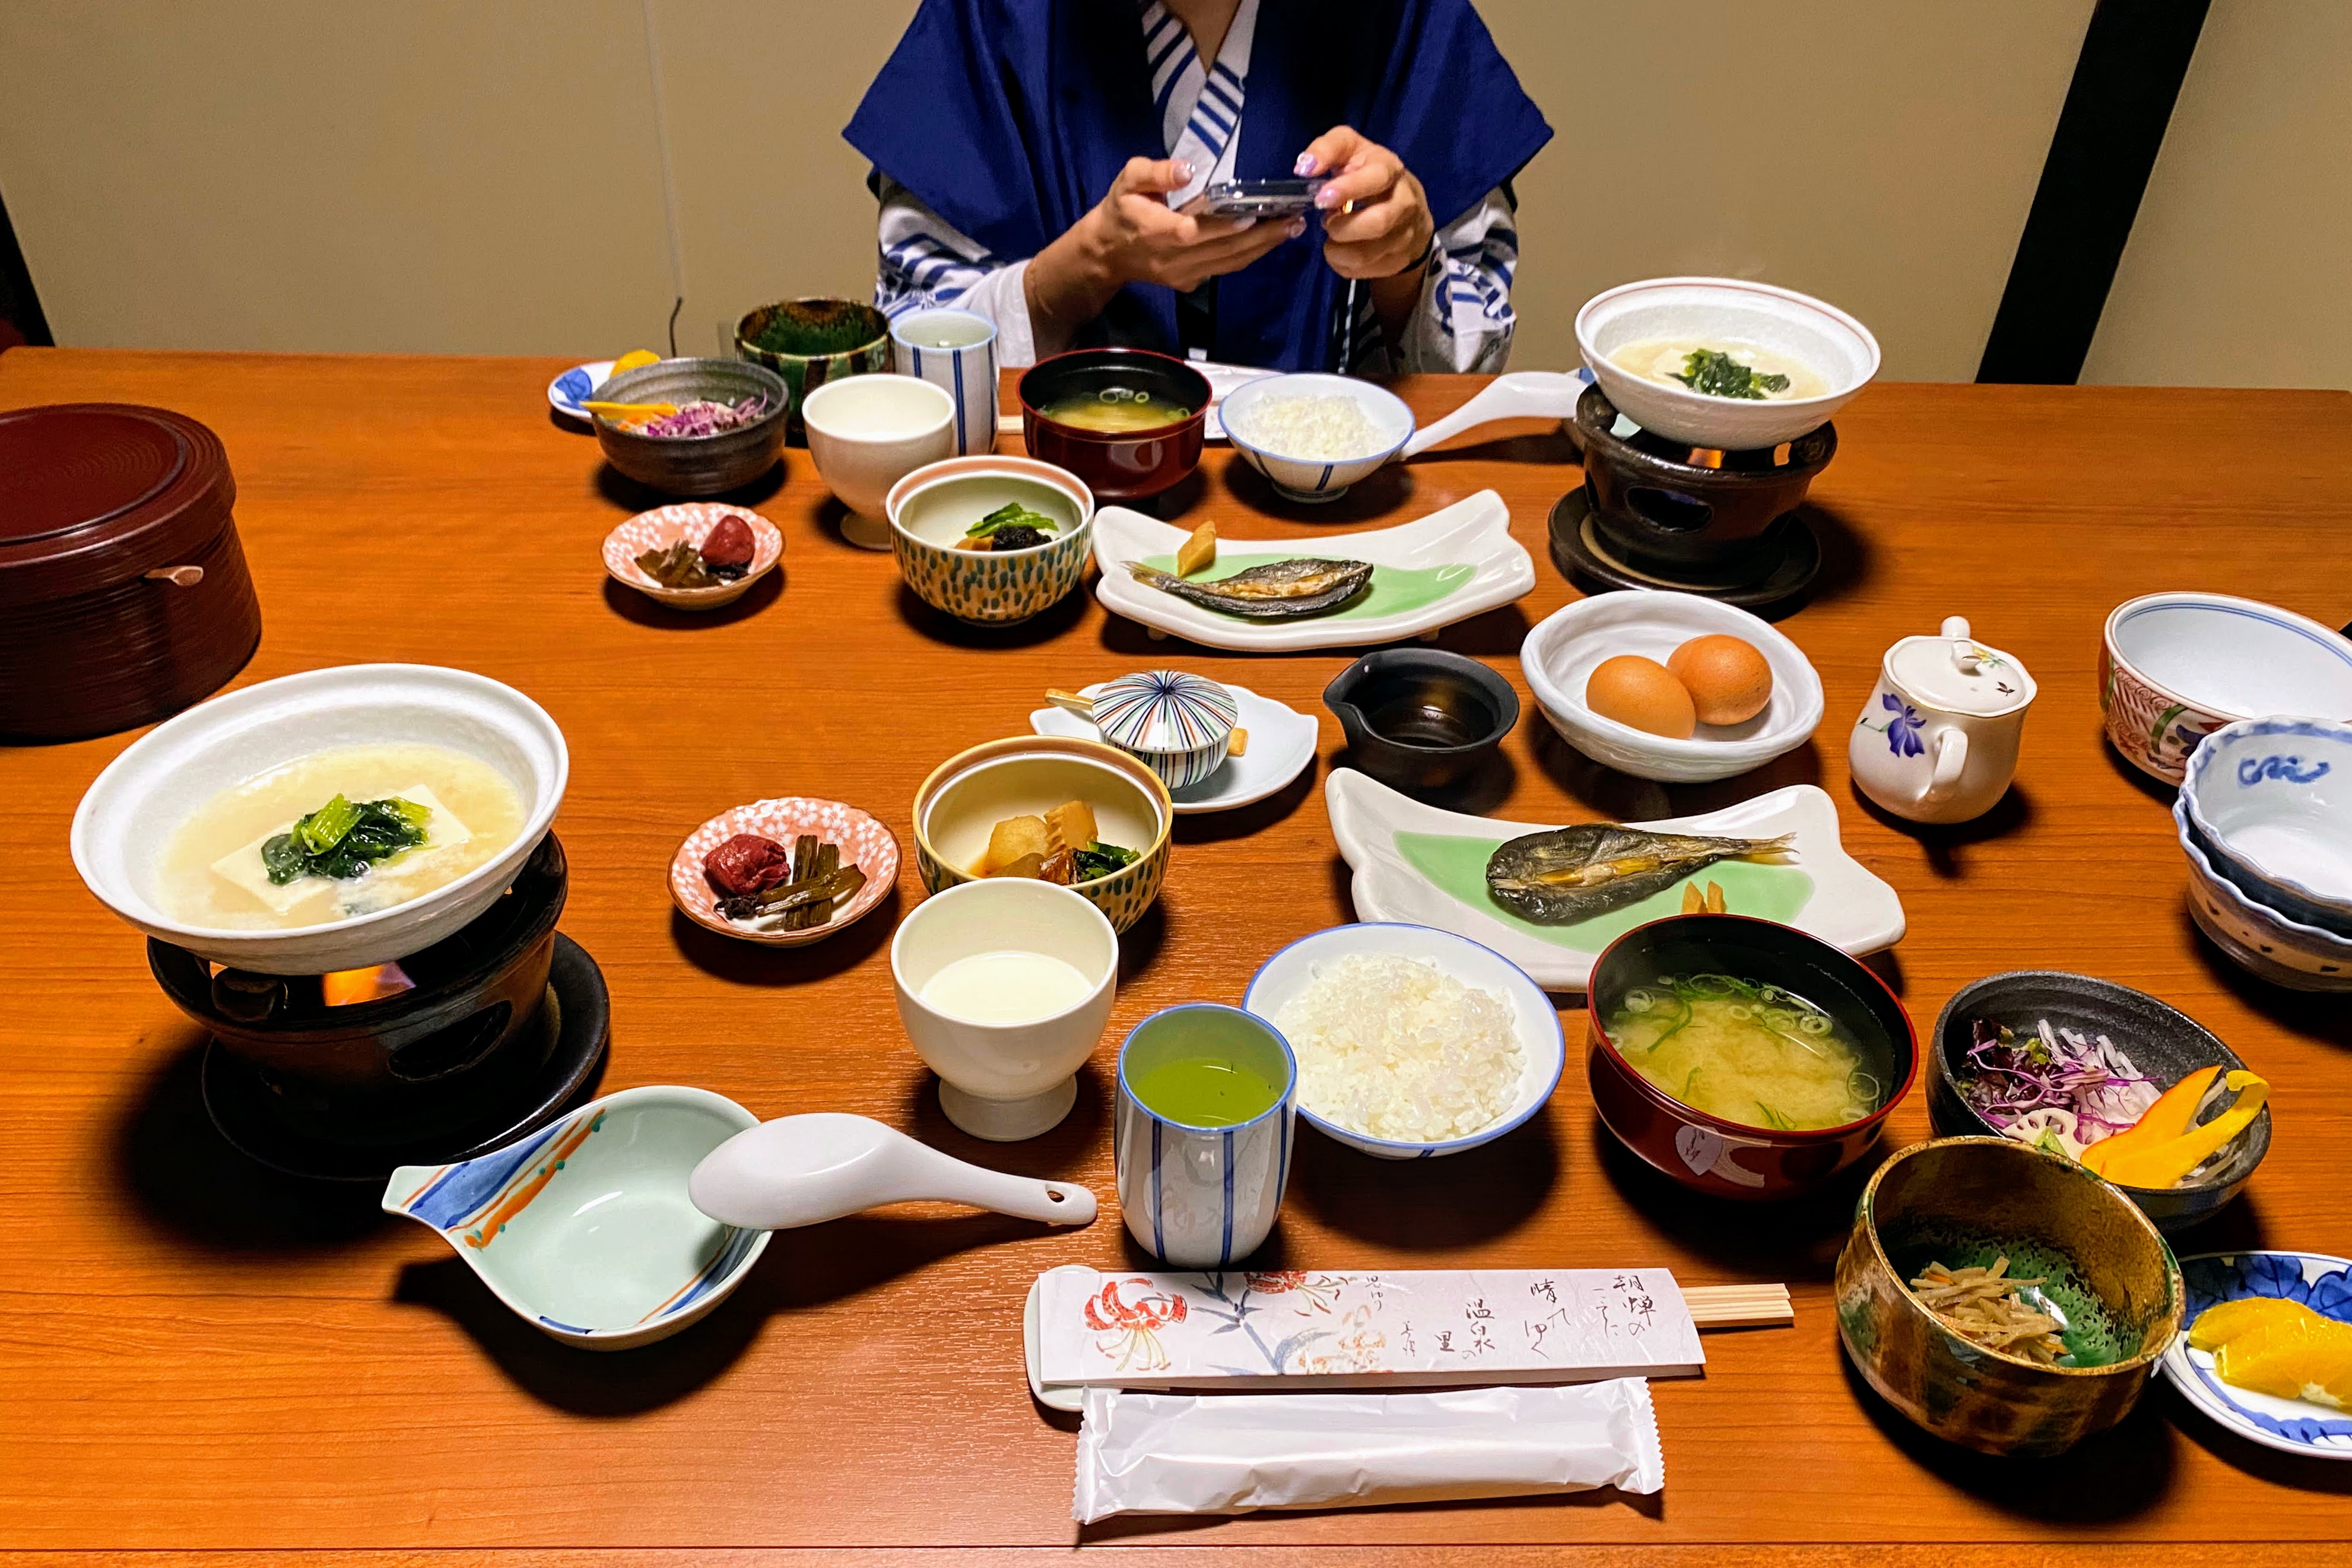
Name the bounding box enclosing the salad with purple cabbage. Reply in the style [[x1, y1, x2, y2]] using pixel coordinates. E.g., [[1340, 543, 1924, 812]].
[[625, 395, 770, 439], [1958, 1017, 2162, 1160]]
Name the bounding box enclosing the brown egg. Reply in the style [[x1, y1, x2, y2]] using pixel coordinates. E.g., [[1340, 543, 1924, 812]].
[[1669, 634, 1775, 726], [1586, 655, 1696, 739]]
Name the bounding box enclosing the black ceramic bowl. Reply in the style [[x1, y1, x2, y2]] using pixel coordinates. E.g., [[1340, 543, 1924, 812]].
[[1928, 970, 2268, 1234], [593, 358, 790, 496], [1019, 348, 1210, 502], [1324, 649, 1519, 792]]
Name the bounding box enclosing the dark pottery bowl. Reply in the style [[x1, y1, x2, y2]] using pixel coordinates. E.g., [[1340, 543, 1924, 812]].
[[593, 359, 790, 496], [734, 298, 892, 444], [150, 833, 569, 1096], [1928, 970, 2269, 1234], [1019, 348, 1210, 502], [1586, 913, 1916, 1199], [1323, 649, 1519, 793], [1836, 1135, 2184, 1456]]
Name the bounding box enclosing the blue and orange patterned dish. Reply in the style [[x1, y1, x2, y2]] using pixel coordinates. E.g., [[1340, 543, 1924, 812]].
[[887, 456, 1095, 627], [2163, 1250, 2352, 1460], [382, 1084, 767, 1350]]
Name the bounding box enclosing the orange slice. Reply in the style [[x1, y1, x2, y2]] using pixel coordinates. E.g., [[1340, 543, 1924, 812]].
[[2189, 1296, 2322, 1353], [2213, 1307, 2352, 1409]]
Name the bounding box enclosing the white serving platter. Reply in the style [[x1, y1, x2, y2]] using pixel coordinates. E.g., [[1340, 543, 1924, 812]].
[[1029, 681, 1318, 814], [1090, 490, 1534, 653], [1325, 769, 1905, 993]]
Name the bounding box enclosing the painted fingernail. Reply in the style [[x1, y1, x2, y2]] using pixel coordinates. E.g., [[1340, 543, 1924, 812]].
[[1294, 153, 1318, 176], [1173, 159, 1194, 182], [1286, 218, 1307, 237], [1314, 186, 1341, 210]]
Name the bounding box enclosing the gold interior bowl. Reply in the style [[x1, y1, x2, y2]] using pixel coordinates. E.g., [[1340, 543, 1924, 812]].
[[910, 736, 1172, 934], [1835, 1136, 2183, 1457]]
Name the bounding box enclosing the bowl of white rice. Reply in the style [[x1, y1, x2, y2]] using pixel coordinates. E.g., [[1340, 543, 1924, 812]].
[[1242, 922, 1563, 1158], [1218, 373, 1414, 504]]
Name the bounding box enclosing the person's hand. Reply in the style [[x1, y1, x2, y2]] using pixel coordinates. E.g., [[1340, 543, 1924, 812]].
[[1298, 127, 1433, 282], [1080, 156, 1303, 293]]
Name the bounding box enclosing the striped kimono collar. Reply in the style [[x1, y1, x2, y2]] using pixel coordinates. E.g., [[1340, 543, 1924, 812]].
[[1139, 0, 1261, 205]]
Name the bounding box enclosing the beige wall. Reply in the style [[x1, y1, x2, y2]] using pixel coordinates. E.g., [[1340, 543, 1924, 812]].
[[3, 1, 2090, 380], [2084, 0, 2352, 390]]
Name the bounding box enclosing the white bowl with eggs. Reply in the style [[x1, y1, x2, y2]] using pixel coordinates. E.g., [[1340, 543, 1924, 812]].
[[1521, 592, 1824, 782], [1241, 922, 1564, 1159], [71, 664, 569, 975], [1217, 372, 1414, 503], [1576, 277, 1880, 450]]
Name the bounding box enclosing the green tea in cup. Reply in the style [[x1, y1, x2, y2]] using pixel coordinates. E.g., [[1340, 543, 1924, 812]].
[[1129, 1054, 1281, 1127]]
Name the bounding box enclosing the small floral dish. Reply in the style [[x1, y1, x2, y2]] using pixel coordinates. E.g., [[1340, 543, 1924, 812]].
[[382, 1084, 768, 1351], [1031, 680, 1318, 814], [2174, 798, 2352, 991], [1328, 770, 1904, 992], [2163, 1250, 2352, 1459], [1926, 970, 2269, 1233], [1240, 922, 1564, 1160], [887, 456, 1096, 626], [1836, 1137, 2182, 1456], [2179, 717, 2352, 932], [2101, 592, 2352, 785], [1520, 590, 1823, 783], [1217, 372, 1415, 503], [912, 735, 1171, 934], [669, 796, 899, 948], [1091, 490, 1532, 653], [548, 359, 615, 423], [602, 504, 783, 611]]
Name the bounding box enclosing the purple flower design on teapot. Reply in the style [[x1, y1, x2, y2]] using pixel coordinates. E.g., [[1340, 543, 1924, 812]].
[[1880, 693, 1926, 758]]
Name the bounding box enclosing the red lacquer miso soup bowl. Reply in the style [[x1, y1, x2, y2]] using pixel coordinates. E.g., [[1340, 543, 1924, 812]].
[[1586, 914, 1917, 1201], [1019, 348, 1210, 503]]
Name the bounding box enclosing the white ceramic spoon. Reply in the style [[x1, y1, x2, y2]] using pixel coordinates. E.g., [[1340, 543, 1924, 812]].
[[1399, 370, 1587, 459], [688, 1112, 1099, 1230]]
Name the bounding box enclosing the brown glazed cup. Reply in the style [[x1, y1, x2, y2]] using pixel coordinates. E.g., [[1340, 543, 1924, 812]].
[[1835, 1135, 2184, 1457]]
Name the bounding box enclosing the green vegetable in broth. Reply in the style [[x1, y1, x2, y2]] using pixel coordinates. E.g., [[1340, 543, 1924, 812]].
[[1672, 349, 1792, 401], [1605, 972, 1880, 1131], [261, 794, 431, 884], [965, 501, 1059, 540], [1072, 841, 1139, 881]]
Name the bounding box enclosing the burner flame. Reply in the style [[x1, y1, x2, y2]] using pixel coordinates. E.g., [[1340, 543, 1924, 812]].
[[321, 963, 415, 1007]]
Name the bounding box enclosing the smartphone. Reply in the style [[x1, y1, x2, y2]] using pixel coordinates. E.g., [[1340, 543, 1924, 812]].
[[1197, 177, 1327, 219]]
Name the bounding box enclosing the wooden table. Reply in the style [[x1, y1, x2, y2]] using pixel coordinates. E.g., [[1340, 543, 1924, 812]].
[[4, 349, 2351, 1565]]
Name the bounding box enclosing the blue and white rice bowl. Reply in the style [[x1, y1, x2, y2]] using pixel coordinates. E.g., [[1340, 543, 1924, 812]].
[[1087, 669, 1239, 791], [2180, 717, 2352, 933], [1241, 922, 1564, 1159], [2174, 794, 2352, 991], [1218, 372, 1414, 503]]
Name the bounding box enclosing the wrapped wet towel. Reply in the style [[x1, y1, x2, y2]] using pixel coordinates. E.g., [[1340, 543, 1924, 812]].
[[1073, 1379, 1662, 1522]]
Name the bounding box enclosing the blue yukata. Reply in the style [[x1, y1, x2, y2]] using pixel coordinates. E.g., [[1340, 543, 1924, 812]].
[[846, 0, 1552, 372]]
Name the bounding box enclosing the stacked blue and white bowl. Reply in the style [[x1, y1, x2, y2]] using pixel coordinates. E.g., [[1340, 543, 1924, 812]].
[[2174, 716, 2352, 991]]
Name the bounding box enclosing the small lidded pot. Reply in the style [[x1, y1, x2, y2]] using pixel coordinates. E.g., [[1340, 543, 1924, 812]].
[[1084, 670, 1238, 792], [1851, 616, 2036, 825]]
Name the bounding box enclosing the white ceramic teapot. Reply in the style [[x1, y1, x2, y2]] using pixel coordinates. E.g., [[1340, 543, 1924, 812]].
[[1849, 616, 2036, 824]]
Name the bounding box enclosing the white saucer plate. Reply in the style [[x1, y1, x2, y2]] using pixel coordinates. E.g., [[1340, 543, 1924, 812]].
[[2162, 1249, 2352, 1460], [1029, 681, 1318, 814], [548, 359, 615, 423], [1325, 769, 1905, 993]]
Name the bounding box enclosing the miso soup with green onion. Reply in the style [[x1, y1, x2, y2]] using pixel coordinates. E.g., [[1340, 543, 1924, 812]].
[[1603, 972, 1884, 1131]]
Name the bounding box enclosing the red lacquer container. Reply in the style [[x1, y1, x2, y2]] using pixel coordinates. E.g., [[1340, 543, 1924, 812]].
[[1019, 348, 1209, 503], [0, 404, 262, 740], [1585, 913, 1918, 1201]]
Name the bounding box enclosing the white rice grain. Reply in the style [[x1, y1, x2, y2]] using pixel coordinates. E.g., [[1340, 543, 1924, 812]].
[[1274, 953, 1523, 1142]]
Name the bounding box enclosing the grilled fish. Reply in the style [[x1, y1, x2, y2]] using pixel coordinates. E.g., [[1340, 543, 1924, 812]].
[[1127, 557, 1373, 620], [1485, 825, 1797, 924]]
